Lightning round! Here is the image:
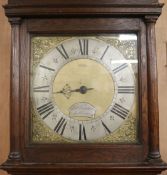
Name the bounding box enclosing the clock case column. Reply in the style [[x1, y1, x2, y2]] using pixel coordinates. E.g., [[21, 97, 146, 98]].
[[1, 1, 167, 175], [145, 15, 162, 161], [6, 17, 22, 163]]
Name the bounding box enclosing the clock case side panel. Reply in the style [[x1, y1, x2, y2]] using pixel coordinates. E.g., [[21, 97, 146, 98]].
[[26, 18, 146, 163]]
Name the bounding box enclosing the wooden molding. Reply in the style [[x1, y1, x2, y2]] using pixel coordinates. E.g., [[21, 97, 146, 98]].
[[8, 17, 22, 25], [8, 0, 159, 5], [8, 152, 21, 161], [3, 4, 163, 18], [144, 15, 160, 23]]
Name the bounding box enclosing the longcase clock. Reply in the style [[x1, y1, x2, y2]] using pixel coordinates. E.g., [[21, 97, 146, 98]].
[[1, 0, 167, 174]]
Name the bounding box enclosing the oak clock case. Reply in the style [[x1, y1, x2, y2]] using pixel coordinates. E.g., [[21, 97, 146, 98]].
[[2, 0, 167, 174], [31, 35, 138, 143]]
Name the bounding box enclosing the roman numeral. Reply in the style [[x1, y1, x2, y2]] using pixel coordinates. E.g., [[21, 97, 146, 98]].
[[56, 44, 69, 59], [111, 103, 129, 120], [112, 63, 128, 74], [101, 121, 111, 134], [79, 124, 87, 140], [54, 117, 67, 135], [33, 85, 49, 92], [79, 39, 89, 55], [100, 46, 109, 60], [39, 65, 55, 71], [118, 86, 135, 94], [37, 102, 54, 119]]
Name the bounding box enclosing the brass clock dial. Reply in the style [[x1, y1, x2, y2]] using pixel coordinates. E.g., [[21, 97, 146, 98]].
[[32, 37, 136, 142]]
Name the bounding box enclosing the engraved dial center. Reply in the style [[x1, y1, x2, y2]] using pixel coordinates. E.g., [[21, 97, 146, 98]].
[[52, 58, 115, 121]]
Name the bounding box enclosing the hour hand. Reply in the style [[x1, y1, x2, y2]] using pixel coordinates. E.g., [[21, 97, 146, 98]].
[[53, 84, 94, 99], [53, 84, 72, 99], [55, 90, 65, 94]]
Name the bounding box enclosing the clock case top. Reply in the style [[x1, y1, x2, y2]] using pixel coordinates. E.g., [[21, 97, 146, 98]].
[[1, 0, 167, 175], [4, 0, 163, 18], [7, 0, 159, 4]]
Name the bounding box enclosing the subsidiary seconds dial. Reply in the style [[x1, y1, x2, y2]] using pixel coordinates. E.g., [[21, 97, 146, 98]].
[[32, 37, 135, 141]]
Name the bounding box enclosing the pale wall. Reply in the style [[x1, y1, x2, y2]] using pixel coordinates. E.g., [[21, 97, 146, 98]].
[[0, 0, 10, 174], [0, 0, 167, 175], [156, 0, 167, 167]]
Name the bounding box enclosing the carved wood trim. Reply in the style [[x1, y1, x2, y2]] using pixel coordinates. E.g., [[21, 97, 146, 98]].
[[1, 163, 167, 175], [4, 4, 163, 18], [8, 0, 159, 5]]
